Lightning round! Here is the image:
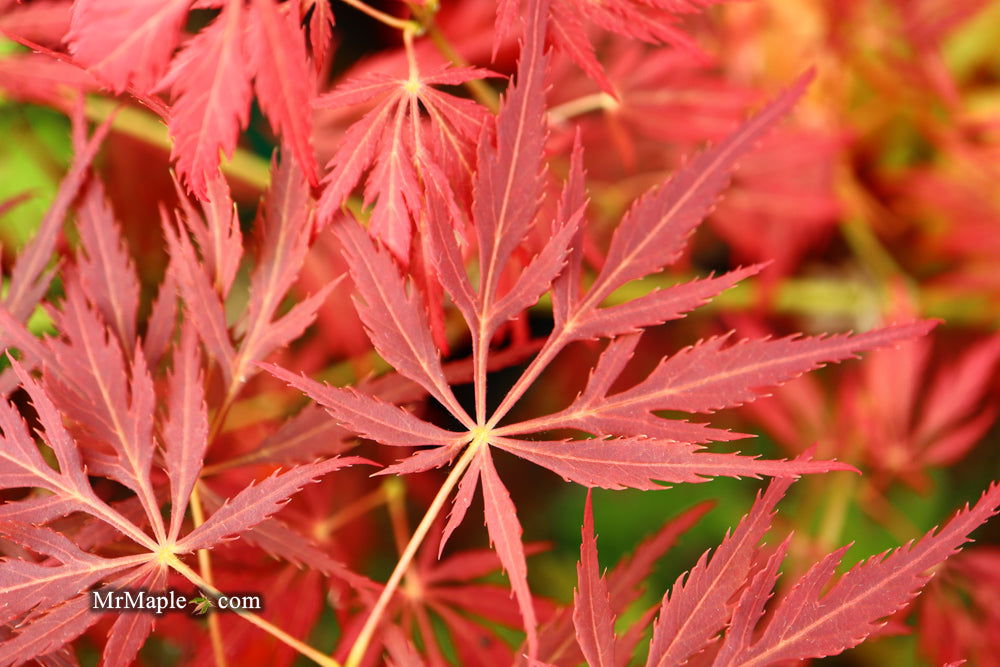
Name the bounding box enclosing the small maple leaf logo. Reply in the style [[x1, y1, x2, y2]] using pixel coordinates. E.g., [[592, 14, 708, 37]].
[[190, 593, 214, 615]]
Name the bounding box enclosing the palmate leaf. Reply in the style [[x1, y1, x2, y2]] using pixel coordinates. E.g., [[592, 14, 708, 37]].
[[67, 0, 191, 94], [164, 157, 332, 394], [0, 340, 362, 662], [523, 501, 712, 665], [162, 0, 252, 200], [0, 554, 166, 667], [565, 480, 1000, 666], [715, 482, 1000, 665], [495, 0, 725, 94], [0, 357, 363, 661], [266, 0, 934, 659], [0, 108, 114, 395], [65, 0, 319, 198], [0, 146, 371, 663], [315, 63, 497, 259]]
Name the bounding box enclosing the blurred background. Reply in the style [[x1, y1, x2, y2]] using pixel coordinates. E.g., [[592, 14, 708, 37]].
[[2, 1, 1000, 665]]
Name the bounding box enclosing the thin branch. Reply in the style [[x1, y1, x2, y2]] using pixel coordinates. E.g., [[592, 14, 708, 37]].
[[338, 0, 419, 32], [169, 556, 342, 667], [83, 96, 271, 191], [345, 442, 480, 667], [426, 24, 500, 112], [189, 483, 228, 667]]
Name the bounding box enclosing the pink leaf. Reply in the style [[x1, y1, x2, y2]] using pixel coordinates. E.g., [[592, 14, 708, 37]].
[[423, 164, 478, 325], [177, 457, 366, 552], [0, 362, 105, 521], [551, 130, 588, 327], [307, 0, 335, 73], [163, 211, 236, 380], [164, 0, 252, 200], [67, 0, 191, 94], [263, 363, 462, 448], [494, 436, 852, 489], [4, 109, 114, 323], [439, 457, 482, 558], [315, 94, 396, 227], [585, 71, 814, 308], [549, 0, 615, 95], [364, 98, 421, 260], [101, 564, 168, 667], [74, 178, 140, 353], [376, 445, 461, 477], [0, 522, 147, 626], [573, 491, 616, 667], [474, 0, 549, 305], [172, 172, 244, 297], [315, 65, 494, 255], [0, 594, 99, 664], [142, 267, 177, 368], [240, 403, 352, 467], [570, 265, 764, 341], [336, 220, 470, 425], [236, 158, 323, 379], [726, 482, 1000, 665], [489, 213, 581, 330], [163, 324, 209, 542], [646, 478, 792, 666], [480, 448, 539, 657], [916, 334, 1000, 443], [248, 0, 319, 187], [44, 289, 164, 537], [712, 537, 791, 666], [617, 324, 936, 414]]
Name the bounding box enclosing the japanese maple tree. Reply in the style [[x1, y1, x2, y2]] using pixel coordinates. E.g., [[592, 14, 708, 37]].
[[1, 0, 999, 665]]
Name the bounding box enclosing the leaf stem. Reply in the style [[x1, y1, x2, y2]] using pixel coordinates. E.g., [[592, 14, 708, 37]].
[[338, 0, 419, 32], [548, 92, 619, 124], [206, 383, 240, 448], [385, 477, 411, 556], [170, 556, 342, 667], [345, 443, 479, 667], [425, 24, 500, 112], [815, 465, 857, 551], [189, 483, 228, 667], [313, 484, 389, 539], [82, 97, 271, 191], [403, 23, 420, 83], [839, 217, 904, 284], [473, 329, 490, 425]]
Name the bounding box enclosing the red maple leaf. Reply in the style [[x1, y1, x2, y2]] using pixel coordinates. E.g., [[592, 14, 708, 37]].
[[265, 0, 932, 659], [315, 63, 497, 260]]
